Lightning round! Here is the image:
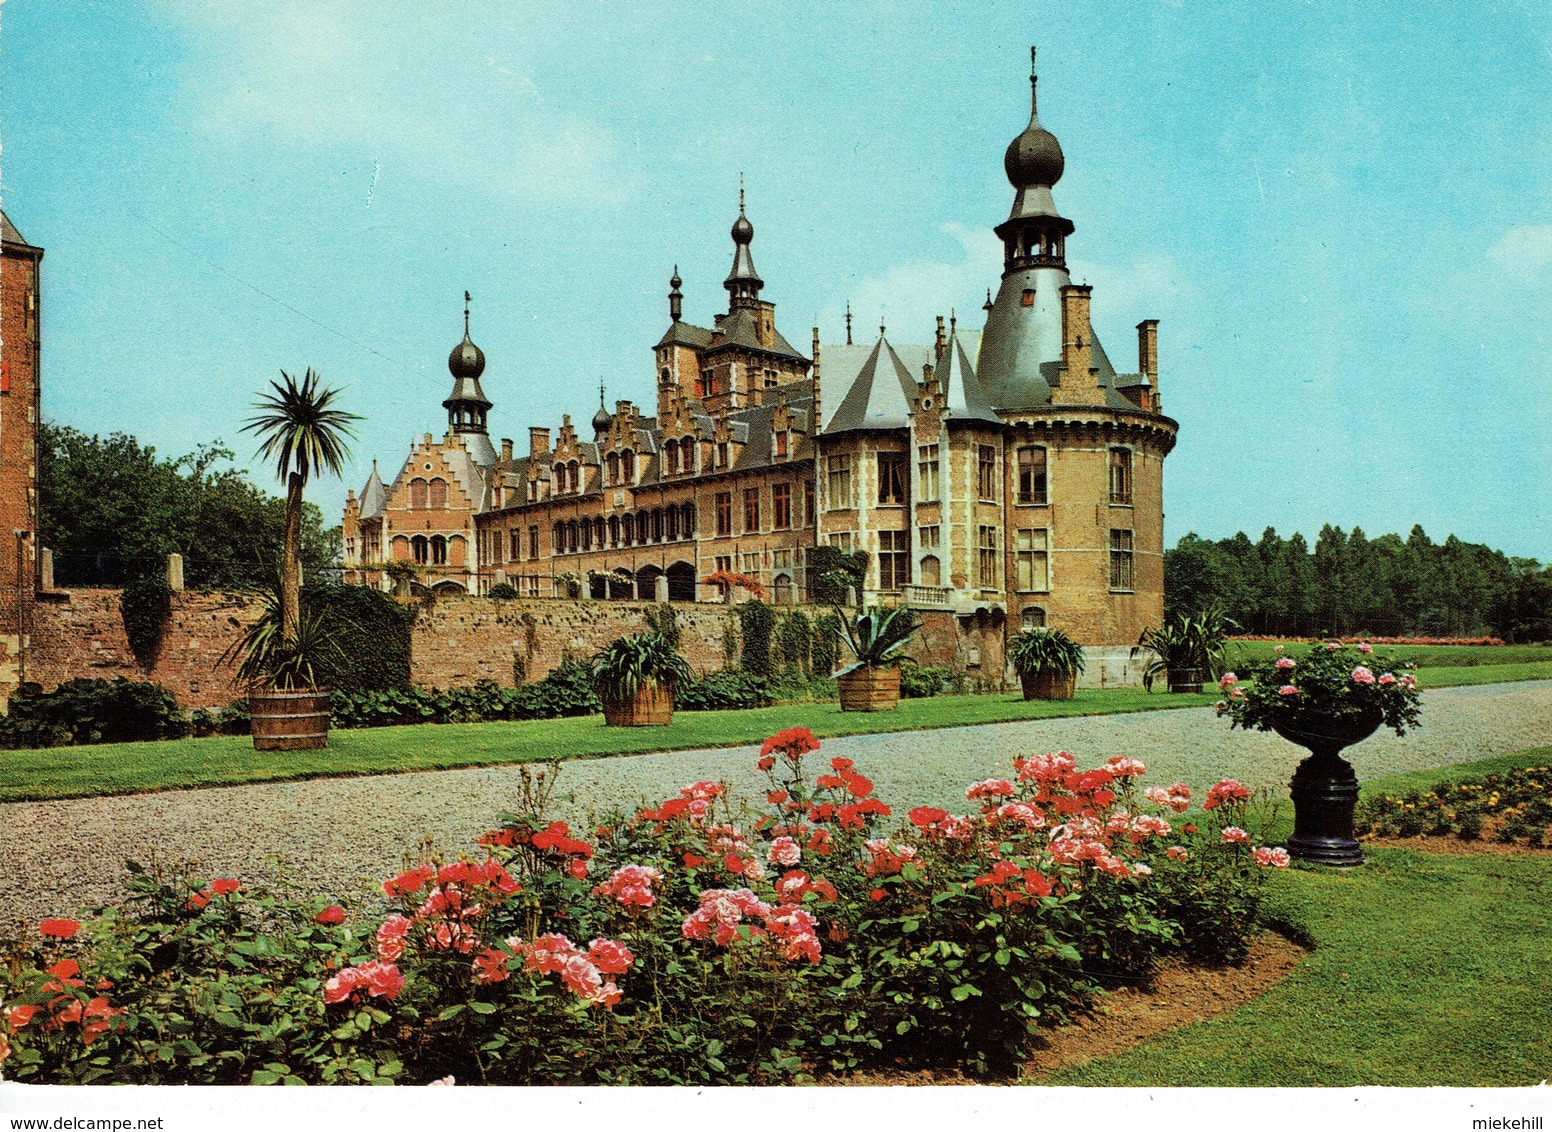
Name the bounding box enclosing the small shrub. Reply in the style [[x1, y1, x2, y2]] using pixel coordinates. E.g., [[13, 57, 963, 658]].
[[0, 678, 187, 749], [899, 665, 950, 698], [120, 573, 171, 666], [487, 583, 519, 600], [676, 671, 771, 711]]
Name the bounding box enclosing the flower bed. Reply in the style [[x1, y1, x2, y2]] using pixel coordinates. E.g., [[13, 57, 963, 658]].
[[1, 730, 1292, 1085], [1356, 764, 1552, 847], [1231, 636, 1505, 647]]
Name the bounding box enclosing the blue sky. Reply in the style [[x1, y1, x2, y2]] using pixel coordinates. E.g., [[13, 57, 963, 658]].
[[3, 1, 1550, 560]]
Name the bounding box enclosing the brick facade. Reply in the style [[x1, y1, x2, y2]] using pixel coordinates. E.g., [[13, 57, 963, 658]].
[[0, 213, 44, 702]]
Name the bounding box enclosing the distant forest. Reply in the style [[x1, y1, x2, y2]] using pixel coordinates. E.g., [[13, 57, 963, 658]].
[[1165, 526, 1552, 643]]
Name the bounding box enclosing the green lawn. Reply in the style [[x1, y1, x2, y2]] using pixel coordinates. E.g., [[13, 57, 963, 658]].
[[3, 661, 1547, 804], [1228, 639, 1552, 669], [1037, 746, 1552, 1087]]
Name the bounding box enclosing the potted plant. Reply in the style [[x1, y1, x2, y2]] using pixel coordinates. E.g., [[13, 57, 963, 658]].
[[239, 369, 359, 751], [1218, 641, 1423, 866], [703, 569, 764, 603], [1007, 627, 1085, 700], [591, 632, 693, 726], [1132, 607, 1238, 692], [832, 606, 920, 712]]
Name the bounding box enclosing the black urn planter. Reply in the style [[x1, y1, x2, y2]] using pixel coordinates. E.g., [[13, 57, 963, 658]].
[[1270, 706, 1385, 867]]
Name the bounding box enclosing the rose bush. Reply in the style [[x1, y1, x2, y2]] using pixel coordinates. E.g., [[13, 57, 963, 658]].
[[2, 731, 1291, 1085], [1215, 641, 1423, 738]]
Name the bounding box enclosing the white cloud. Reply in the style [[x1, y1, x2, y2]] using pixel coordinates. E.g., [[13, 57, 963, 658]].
[[1487, 225, 1552, 278], [172, 3, 637, 207]]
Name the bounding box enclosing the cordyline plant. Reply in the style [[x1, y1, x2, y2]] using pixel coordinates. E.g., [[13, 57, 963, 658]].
[[589, 632, 693, 700], [2, 729, 1296, 1085], [1216, 641, 1423, 737], [1132, 606, 1239, 691], [1007, 627, 1086, 680], [242, 369, 359, 649]]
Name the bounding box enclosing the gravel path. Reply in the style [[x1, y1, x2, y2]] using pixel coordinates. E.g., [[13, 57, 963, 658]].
[[3, 680, 1550, 940]]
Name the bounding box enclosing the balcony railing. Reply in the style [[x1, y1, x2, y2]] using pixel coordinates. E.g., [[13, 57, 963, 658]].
[[900, 583, 952, 609]]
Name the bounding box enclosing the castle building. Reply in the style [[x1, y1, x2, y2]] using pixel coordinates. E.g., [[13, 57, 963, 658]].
[[343, 56, 1178, 652], [0, 210, 44, 692]]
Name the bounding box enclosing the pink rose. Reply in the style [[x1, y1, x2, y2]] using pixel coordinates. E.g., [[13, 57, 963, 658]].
[[1166, 846, 1189, 861], [1253, 846, 1291, 868], [1274, 645, 1284, 653], [1357, 642, 1373, 654], [1378, 673, 1396, 686], [1351, 666, 1376, 685], [1221, 827, 1249, 844], [1278, 685, 1299, 696], [1327, 642, 1342, 651], [767, 836, 801, 867], [1275, 657, 1296, 670], [1218, 672, 1238, 689]]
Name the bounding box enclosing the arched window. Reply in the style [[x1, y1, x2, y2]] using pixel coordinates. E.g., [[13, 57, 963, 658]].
[[594, 518, 606, 547], [409, 478, 429, 510], [428, 478, 448, 509], [920, 554, 941, 586], [412, 535, 429, 564], [651, 509, 663, 542], [553, 523, 564, 553], [666, 507, 679, 540], [567, 522, 579, 553], [430, 536, 448, 566], [622, 514, 634, 545], [682, 438, 696, 473], [621, 450, 635, 482], [607, 452, 619, 485], [608, 516, 620, 546], [391, 535, 411, 561], [682, 503, 696, 537], [666, 444, 680, 475]]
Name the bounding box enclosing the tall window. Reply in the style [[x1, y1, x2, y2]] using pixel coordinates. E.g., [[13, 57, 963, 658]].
[[428, 478, 448, 509], [528, 525, 539, 559], [827, 454, 852, 507], [666, 444, 680, 475], [1109, 529, 1135, 591], [1110, 448, 1133, 505], [409, 478, 429, 509], [606, 452, 620, 485], [878, 530, 908, 591], [828, 532, 854, 553], [682, 503, 696, 537], [917, 444, 940, 501], [430, 536, 448, 566], [682, 438, 696, 473], [774, 430, 789, 457], [715, 442, 729, 469], [1015, 528, 1049, 592], [1017, 446, 1048, 505], [802, 479, 815, 526], [509, 530, 520, 562], [772, 482, 792, 529], [412, 535, 429, 564], [877, 453, 907, 504], [918, 524, 940, 549], [621, 450, 635, 482], [977, 525, 999, 588], [743, 487, 761, 532], [715, 492, 733, 536], [742, 552, 761, 575], [977, 445, 999, 501]]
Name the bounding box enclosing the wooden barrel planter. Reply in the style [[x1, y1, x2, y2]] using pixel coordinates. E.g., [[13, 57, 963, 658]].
[[249, 687, 331, 751], [1167, 667, 1204, 694], [837, 665, 901, 712], [1019, 669, 1076, 701], [601, 682, 675, 727]]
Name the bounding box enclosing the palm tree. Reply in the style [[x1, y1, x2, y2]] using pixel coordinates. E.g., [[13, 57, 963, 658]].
[[242, 369, 359, 646]]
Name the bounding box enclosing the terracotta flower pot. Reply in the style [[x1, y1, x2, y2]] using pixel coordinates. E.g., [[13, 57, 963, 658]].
[[601, 681, 675, 726], [249, 687, 331, 751], [837, 665, 901, 712], [1019, 669, 1076, 701]]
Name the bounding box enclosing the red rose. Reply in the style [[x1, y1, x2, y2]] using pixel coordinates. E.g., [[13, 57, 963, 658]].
[[315, 905, 346, 925], [39, 918, 80, 939]]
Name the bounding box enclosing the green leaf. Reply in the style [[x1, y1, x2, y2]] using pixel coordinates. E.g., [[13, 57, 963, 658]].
[[895, 1020, 913, 1035], [439, 1004, 466, 1020], [351, 1059, 377, 1079], [251, 1070, 280, 1085], [469, 1001, 498, 1015]]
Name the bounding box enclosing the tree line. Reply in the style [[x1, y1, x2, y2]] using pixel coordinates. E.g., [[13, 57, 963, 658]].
[[40, 422, 337, 590], [1165, 525, 1552, 642]]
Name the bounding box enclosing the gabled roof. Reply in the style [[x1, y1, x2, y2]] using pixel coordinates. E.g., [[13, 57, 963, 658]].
[[0, 210, 37, 249], [709, 308, 810, 363], [358, 463, 388, 520], [824, 337, 920, 434], [935, 333, 1001, 425]]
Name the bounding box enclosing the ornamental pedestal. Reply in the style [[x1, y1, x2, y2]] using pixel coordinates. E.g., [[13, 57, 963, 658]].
[[1271, 708, 1384, 867]]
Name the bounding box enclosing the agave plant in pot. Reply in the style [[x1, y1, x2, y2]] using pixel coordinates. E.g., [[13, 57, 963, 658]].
[[237, 368, 359, 750], [1218, 641, 1423, 866], [1007, 627, 1085, 701], [1131, 607, 1238, 693], [832, 606, 920, 712], [591, 632, 693, 726]]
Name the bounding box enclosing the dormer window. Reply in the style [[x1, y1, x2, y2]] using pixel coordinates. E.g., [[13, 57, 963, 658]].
[[716, 442, 729, 469], [774, 431, 789, 458]]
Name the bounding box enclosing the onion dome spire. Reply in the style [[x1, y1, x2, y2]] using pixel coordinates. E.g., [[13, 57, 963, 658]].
[[592, 381, 612, 436], [725, 179, 763, 309], [444, 291, 494, 461], [1004, 46, 1065, 192], [669, 264, 683, 323]]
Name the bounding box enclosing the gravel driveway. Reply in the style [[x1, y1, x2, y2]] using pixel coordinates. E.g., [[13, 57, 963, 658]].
[[3, 680, 1549, 940]]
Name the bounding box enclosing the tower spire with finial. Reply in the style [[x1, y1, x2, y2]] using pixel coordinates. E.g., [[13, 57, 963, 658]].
[[725, 175, 762, 309], [463, 290, 471, 335], [845, 301, 853, 345]]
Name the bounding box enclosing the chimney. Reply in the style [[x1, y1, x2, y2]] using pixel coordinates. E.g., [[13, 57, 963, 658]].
[[528, 427, 552, 460], [1058, 285, 1104, 405], [501, 437, 514, 462], [934, 315, 946, 358], [1137, 319, 1159, 412], [811, 325, 822, 434]]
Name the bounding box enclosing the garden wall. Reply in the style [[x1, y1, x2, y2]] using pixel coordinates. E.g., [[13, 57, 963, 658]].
[[5, 588, 1145, 710]]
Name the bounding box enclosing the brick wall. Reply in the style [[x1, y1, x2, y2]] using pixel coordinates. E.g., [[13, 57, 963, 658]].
[[12, 589, 1143, 710], [25, 588, 258, 709]]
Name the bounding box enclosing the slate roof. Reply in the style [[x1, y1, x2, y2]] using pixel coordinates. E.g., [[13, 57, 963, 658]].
[[709, 308, 810, 363], [0, 210, 36, 248], [934, 333, 1001, 425], [357, 463, 388, 521], [656, 321, 713, 350], [823, 337, 920, 434]]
